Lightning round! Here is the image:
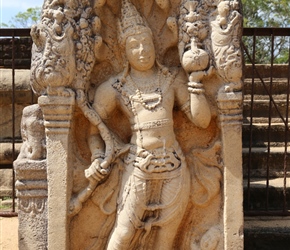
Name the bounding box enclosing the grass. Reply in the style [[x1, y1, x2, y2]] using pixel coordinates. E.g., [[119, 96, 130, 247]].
[[0, 196, 13, 210]]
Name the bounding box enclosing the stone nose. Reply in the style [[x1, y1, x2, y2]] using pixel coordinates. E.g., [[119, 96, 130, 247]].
[[139, 43, 145, 54]]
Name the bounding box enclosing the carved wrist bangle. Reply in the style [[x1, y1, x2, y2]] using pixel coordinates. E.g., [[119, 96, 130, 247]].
[[91, 153, 105, 162], [188, 82, 205, 94], [188, 82, 204, 88], [188, 87, 205, 94]]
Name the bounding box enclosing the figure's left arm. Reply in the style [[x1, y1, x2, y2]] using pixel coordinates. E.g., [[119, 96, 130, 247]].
[[175, 69, 211, 129]]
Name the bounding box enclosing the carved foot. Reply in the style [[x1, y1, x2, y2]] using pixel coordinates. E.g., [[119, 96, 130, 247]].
[[200, 226, 221, 250], [68, 197, 83, 217], [224, 81, 242, 92]]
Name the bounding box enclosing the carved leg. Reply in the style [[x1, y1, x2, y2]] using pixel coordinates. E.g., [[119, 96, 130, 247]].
[[155, 224, 182, 250], [106, 208, 136, 250], [155, 166, 191, 249]]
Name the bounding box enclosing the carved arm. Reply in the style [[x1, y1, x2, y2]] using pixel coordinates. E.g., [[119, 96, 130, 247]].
[[187, 82, 211, 129]]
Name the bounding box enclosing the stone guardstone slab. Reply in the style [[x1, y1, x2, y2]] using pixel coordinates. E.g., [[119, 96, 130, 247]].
[[15, 0, 244, 249]]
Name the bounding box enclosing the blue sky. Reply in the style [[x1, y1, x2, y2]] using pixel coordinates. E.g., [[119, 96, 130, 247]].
[[0, 0, 43, 27]]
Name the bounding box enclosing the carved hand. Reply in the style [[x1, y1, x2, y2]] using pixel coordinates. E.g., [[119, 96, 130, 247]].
[[189, 71, 206, 83], [85, 159, 109, 184]]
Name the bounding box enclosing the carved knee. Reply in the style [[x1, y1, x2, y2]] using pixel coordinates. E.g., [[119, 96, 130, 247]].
[[107, 219, 135, 249]]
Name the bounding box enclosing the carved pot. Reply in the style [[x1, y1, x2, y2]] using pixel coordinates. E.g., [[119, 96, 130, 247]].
[[182, 47, 209, 73]]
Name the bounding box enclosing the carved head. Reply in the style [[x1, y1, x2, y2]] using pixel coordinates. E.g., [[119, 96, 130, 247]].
[[119, 0, 155, 71], [217, 1, 230, 17], [30, 21, 76, 94], [125, 32, 155, 71], [119, 0, 153, 45]]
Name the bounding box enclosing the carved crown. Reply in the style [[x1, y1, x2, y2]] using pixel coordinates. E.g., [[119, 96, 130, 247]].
[[119, 0, 152, 46]]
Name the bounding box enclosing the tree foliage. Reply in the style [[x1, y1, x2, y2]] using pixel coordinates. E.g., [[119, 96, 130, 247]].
[[242, 0, 290, 28], [242, 0, 290, 64], [1, 7, 41, 28]]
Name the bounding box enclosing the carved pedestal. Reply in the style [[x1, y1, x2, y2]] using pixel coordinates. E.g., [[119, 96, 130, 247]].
[[14, 160, 47, 250], [38, 94, 75, 250], [217, 89, 244, 249]]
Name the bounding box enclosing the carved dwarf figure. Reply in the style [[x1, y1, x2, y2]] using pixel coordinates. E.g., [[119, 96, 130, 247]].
[[85, 0, 211, 248], [210, 0, 242, 90], [17, 104, 46, 161]]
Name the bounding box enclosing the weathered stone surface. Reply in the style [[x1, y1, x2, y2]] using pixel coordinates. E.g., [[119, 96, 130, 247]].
[[0, 105, 25, 140], [16, 0, 244, 249], [0, 69, 31, 92], [244, 217, 290, 250], [0, 69, 36, 139], [15, 160, 48, 250], [0, 68, 35, 199]]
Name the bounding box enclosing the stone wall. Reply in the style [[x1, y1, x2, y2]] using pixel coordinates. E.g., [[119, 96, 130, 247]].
[[0, 37, 32, 69], [0, 68, 36, 197]]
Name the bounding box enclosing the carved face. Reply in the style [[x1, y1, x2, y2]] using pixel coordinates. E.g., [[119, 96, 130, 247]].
[[125, 32, 155, 71], [218, 2, 230, 17]]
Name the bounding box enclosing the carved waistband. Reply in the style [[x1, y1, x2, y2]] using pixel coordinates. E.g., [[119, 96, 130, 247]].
[[131, 119, 173, 131], [125, 142, 186, 174]]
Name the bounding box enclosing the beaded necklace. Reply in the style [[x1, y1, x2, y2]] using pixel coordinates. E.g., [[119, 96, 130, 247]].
[[112, 66, 176, 115], [127, 69, 162, 110]]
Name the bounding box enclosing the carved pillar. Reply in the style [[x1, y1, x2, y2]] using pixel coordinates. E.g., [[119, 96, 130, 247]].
[[38, 94, 75, 250], [217, 89, 244, 249], [14, 160, 47, 250]]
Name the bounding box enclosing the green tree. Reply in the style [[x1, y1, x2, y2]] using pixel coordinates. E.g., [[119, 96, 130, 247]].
[[1, 7, 41, 28], [242, 0, 290, 64], [242, 0, 290, 28]]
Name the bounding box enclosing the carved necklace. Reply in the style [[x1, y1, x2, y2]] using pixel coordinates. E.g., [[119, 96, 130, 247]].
[[112, 66, 176, 115], [127, 70, 162, 110]]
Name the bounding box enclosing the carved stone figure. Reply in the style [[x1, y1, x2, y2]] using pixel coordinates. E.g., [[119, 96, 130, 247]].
[[82, 2, 212, 248], [16, 104, 46, 161], [210, 0, 243, 91], [14, 104, 47, 250], [17, 0, 244, 249]]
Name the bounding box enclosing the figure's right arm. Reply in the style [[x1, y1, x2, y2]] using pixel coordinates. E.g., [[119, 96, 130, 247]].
[[86, 79, 118, 179]]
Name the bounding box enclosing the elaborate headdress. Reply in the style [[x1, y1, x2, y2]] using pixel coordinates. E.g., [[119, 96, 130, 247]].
[[119, 0, 152, 46]]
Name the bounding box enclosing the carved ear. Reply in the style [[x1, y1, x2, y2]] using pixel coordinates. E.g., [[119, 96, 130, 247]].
[[30, 25, 46, 50]]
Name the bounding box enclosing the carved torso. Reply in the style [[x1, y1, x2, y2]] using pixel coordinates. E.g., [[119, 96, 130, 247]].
[[97, 69, 187, 152]]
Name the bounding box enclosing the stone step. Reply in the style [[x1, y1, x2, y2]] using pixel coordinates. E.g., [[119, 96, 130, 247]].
[[244, 78, 289, 96], [0, 69, 35, 105], [244, 64, 290, 79], [0, 104, 29, 139], [242, 123, 290, 147], [243, 177, 290, 212], [242, 147, 290, 178], [244, 217, 290, 250], [243, 96, 290, 118], [244, 94, 289, 101], [243, 117, 289, 124]]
